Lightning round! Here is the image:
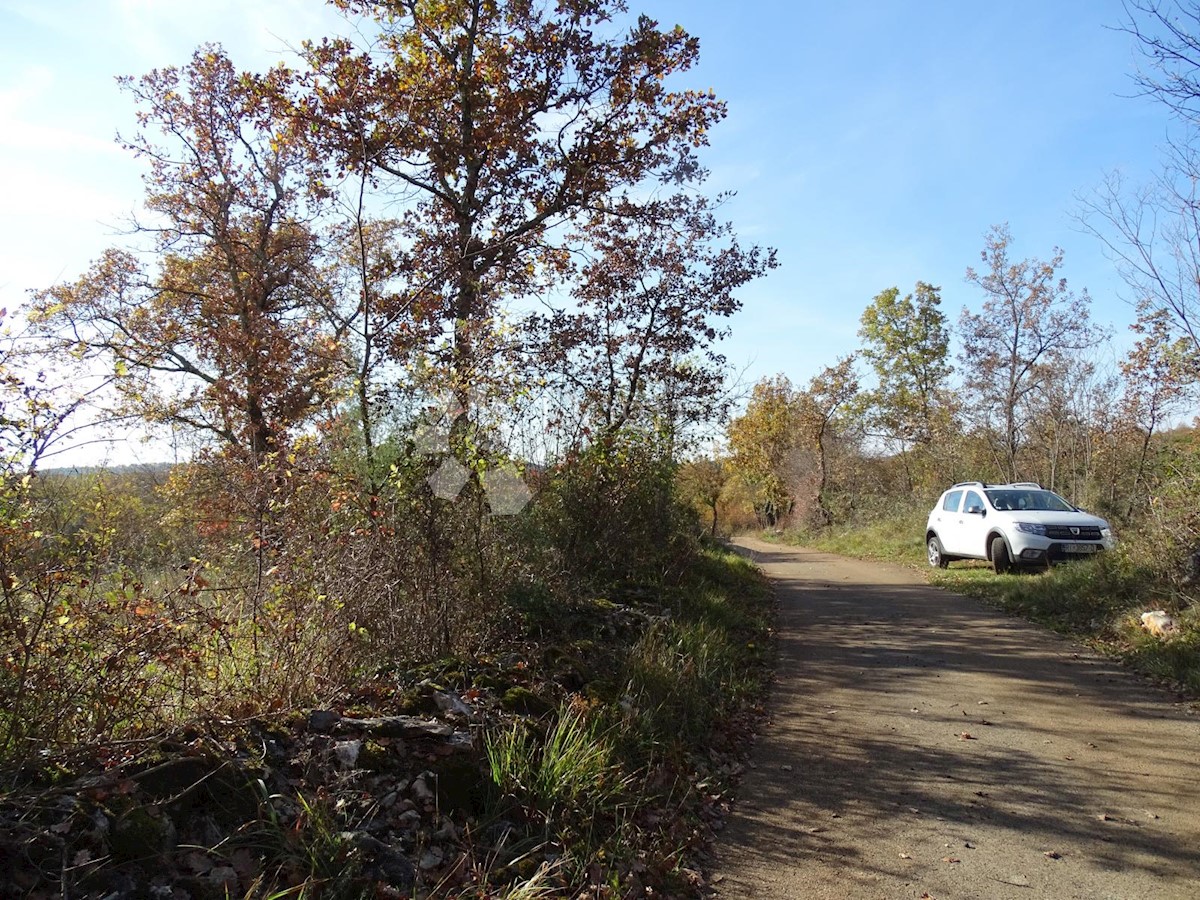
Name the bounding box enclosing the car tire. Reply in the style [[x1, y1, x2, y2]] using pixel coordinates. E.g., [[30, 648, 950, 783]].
[[991, 535, 1012, 574], [927, 535, 949, 569]]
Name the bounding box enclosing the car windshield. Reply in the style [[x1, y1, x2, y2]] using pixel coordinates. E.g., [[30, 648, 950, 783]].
[[985, 489, 1076, 513]]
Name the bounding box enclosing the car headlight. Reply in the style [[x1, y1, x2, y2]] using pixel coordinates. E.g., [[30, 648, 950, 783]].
[[1015, 522, 1047, 536], [1102, 527, 1114, 542]]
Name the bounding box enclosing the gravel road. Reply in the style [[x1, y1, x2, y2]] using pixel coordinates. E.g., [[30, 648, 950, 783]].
[[713, 537, 1200, 900]]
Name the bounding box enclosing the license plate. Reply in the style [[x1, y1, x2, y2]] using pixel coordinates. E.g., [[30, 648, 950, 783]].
[[1062, 543, 1099, 553]]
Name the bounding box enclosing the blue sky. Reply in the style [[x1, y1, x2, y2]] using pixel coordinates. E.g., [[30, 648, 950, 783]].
[[0, 0, 1172, 460]]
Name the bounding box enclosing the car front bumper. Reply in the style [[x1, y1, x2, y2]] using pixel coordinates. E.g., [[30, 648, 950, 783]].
[[1009, 535, 1111, 562]]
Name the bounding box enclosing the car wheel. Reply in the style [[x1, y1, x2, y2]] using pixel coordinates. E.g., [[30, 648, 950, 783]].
[[927, 535, 949, 569], [991, 535, 1012, 574]]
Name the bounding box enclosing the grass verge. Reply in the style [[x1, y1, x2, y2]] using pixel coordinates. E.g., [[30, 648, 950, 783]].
[[768, 507, 928, 567], [483, 542, 773, 895]]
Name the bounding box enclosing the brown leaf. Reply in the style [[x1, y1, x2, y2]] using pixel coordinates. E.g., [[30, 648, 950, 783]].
[[959, 732, 976, 740], [942, 856, 961, 863]]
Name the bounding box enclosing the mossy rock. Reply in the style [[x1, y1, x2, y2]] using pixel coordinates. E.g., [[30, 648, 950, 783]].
[[475, 671, 512, 693], [357, 740, 396, 772], [139, 758, 260, 825], [500, 687, 552, 716], [413, 656, 469, 686], [583, 678, 620, 703], [393, 686, 440, 716]]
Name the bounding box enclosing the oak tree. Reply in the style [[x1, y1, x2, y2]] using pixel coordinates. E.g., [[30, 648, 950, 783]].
[[33, 48, 341, 461], [796, 356, 860, 525], [727, 375, 801, 526], [292, 0, 727, 420], [676, 454, 729, 536], [1081, 4, 1200, 374], [858, 282, 953, 490], [1120, 304, 1198, 512]]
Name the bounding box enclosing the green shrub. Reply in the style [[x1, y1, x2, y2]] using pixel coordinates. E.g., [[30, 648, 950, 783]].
[[532, 429, 698, 589]]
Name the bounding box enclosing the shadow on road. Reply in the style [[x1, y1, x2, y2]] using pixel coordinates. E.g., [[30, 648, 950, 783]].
[[717, 539, 1200, 894]]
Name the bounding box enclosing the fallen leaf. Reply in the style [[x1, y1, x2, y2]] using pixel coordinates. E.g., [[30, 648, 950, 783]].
[[942, 856, 961, 863], [899, 852, 912, 859], [1044, 851, 1062, 860], [959, 732, 976, 740], [1064, 756, 1075, 761]]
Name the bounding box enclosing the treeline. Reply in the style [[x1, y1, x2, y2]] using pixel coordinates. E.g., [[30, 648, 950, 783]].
[[711, 223, 1151, 514], [693, 1, 1200, 585], [699, 226, 1200, 590]]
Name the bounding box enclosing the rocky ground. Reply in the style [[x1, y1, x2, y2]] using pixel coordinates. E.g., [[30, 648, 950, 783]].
[[0, 588, 767, 899]]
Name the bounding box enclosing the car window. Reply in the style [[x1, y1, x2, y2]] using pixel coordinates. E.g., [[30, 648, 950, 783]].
[[986, 490, 1017, 510], [963, 491, 985, 514], [983, 488, 1077, 512], [1028, 491, 1075, 512], [942, 490, 963, 512]]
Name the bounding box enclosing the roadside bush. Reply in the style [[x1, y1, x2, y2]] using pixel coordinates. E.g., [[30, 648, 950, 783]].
[[0, 475, 208, 766], [533, 429, 698, 590]]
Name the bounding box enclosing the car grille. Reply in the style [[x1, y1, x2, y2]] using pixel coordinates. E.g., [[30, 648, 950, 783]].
[[1045, 525, 1102, 540]]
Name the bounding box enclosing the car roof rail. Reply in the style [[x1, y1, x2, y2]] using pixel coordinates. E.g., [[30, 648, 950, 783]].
[[1009, 481, 1042, 489], [950, 481, 983, 488]]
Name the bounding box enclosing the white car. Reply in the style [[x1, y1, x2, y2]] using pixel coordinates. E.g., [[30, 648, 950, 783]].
[[925, 482, 1115, 573]]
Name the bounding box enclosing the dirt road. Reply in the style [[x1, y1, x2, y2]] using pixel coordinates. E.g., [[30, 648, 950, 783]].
[[713, 537, 1200, 899]]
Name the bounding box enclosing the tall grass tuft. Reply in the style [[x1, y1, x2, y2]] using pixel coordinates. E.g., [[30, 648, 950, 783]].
[[486, 703, 629, 826], [624, 618, 735, 746]]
